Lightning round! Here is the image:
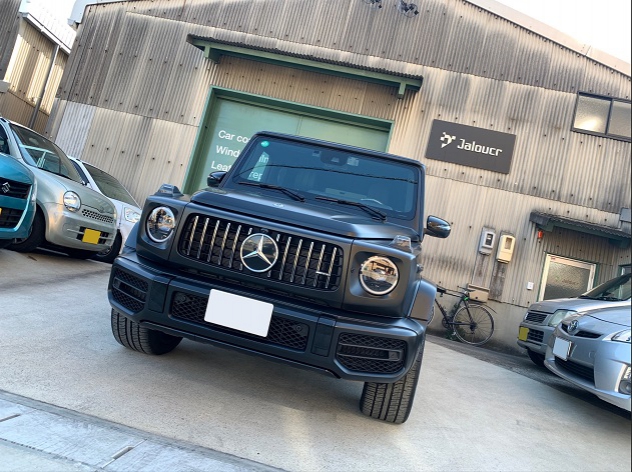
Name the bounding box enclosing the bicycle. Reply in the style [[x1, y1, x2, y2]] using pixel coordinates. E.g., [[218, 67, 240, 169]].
[[430, 285, 495, 346]]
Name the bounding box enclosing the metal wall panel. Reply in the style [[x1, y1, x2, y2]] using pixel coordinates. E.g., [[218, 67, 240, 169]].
[[0, 0, 21, 79], [419, 176, 630, 307], [0, 19, 68, 132], [126, 0, 629, 97]]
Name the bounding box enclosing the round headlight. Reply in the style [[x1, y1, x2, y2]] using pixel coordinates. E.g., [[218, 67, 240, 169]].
[[359, 256, 399, 295], [63, 191, 81, 212], [146, 206, 176, 243]]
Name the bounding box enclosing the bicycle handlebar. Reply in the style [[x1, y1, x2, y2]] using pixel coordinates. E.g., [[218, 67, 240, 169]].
[[435, 285, 470, 298]]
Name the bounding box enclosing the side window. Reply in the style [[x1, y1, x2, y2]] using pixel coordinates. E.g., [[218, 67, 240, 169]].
[[70, 160, 90, 184], [0, 126, 9, 155], [572, 93, 631, 141]]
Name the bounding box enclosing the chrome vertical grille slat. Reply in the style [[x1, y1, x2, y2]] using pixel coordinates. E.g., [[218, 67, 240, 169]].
[[178, 214, 343, 291]]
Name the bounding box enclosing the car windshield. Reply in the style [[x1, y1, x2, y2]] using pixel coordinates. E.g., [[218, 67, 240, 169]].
[[580, 274, 631, 301], [83, 162, 138, 206], [10, 124, 82, 183], [227, 136, 419, 220]]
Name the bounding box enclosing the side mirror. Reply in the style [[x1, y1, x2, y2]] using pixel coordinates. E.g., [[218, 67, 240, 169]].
[[207, 171, 227, 188], [424, 216, 451, 238]]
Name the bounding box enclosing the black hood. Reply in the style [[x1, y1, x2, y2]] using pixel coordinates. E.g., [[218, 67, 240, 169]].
[[190, 187, 420, 240]]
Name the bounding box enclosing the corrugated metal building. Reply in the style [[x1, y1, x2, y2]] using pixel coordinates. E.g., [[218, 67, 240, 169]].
[[0, 0, 76, 133], [46, 0, 630, 351]]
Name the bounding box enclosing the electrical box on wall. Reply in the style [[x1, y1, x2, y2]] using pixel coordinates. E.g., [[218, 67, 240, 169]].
[[497, 234, 516, 263], [478, 228, 496, 255]]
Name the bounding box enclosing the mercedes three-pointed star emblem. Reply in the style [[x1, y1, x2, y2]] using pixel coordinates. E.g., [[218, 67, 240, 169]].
[[240, 233, 279, 273]]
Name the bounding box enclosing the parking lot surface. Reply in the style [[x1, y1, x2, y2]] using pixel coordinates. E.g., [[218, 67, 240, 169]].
[[0, 249, 630, 471]]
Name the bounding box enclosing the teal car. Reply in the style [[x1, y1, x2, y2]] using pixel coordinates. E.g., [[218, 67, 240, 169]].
[[0, 152, 37, 249]]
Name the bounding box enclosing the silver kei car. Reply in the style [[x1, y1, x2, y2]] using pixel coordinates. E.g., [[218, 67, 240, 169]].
[[545, 304, 631, 411], [517, 274, 631, 366], [1, 118, 117, 259]]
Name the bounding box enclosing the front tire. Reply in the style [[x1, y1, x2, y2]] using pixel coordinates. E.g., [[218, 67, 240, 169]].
[[92, 232, 122, 264], [8, 210, 45, 253], [360, 346, 423, 424], [111, 309, 182, 355], [452, 305, 495, 346], [527, 349, 545, 367]]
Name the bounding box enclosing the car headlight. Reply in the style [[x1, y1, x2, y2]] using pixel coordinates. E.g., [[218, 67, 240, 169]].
[[63, 191, 81, 212], [124, 207, 141, 223], [548, 309, 577, 327], [146, 206, 176, 243], [612, 329, 631, 343], [359, 256, 399, 295]]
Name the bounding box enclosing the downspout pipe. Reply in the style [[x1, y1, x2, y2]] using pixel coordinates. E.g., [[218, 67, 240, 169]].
[[28, 43, 58, 129]]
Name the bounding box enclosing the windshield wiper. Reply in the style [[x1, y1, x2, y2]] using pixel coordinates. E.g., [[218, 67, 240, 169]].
[[315, 196, 387, 221], [239, 181, 305, 202]]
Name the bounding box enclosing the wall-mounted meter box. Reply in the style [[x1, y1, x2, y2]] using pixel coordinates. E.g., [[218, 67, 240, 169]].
[[478, 228, 496, 255], [497, 234, 516, 263]]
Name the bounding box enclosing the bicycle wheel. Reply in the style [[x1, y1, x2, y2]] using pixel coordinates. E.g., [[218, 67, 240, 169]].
[[452, 304, 495, 346]]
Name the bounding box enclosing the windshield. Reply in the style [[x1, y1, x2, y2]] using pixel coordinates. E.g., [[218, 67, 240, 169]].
[[227, 136, 419, 220], [10, 124, 82, 183], [580, 274, 631, 301], [83, 162, 138, 207]]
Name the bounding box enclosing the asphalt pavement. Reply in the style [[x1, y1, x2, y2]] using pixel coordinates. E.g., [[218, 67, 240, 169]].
[[0, 248, 630, 472]]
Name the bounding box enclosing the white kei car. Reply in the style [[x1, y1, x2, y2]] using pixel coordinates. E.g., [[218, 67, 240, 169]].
[[68, 156, 141, 263]]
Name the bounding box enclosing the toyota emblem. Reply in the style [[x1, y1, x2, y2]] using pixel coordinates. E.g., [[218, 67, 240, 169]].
[[240, 233, 279, 273]]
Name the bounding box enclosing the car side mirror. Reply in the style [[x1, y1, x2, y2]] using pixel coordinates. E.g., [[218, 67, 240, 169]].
[[207, 171, 227, 188], [424, 216, 451, 238]]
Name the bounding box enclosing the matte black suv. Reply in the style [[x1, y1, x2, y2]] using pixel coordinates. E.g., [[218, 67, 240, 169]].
[[108, 132, 451, 423]]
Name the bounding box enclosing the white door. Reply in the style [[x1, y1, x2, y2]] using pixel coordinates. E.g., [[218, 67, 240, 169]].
[[539, 255, 596, 301]]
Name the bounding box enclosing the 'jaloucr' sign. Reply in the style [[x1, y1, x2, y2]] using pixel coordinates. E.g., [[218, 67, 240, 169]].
[[425, 120, 516, 174]]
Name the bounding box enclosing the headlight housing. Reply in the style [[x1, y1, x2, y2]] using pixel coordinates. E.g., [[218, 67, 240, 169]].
[[548, 309, 577, 327], [612, 329, 631, 343], [359, 256, 399, 295], [146, 206, 176, 243], [63, 191, 81, 212], [124, 207, 141, 223]]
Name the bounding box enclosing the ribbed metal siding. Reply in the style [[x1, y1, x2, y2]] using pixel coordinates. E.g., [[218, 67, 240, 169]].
[[0, 0, 21, 79], [124, 0, 629, 96], [419, 175, 630, 307], [0, 19, 68, 132]]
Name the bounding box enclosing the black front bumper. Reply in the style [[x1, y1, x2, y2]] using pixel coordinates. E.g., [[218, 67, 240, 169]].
[[107, 252, 425, 383]]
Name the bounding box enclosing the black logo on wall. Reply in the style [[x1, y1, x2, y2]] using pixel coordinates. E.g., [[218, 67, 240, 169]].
[[426, 120, 516, 174]]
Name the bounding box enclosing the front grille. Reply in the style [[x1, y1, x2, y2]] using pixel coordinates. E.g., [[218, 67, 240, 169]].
[[524, 312, 547, 324], [178, 214, 343, 291], [560, 324, 602, 338], [111, 268, 148, 313], [0, 207, 23, 229], [336, 333, 407, 374], [0, 178, 30, 199], [555, 358, 595, 384], [82, 208, 114, 224], [170, 291, 309, 351], [527, 329, 544, 343]]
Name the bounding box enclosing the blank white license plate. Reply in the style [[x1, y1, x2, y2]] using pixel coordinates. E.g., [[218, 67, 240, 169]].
[[552, 337, 571, 361], [204, 290, 273, 337]]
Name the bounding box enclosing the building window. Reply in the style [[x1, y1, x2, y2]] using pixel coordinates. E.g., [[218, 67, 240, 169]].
[[572, 93, 631, 141]]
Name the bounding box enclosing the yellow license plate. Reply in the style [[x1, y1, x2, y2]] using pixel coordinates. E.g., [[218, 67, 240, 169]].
[[518, 327, 529, 341], [82, 228, 101, 244], [0, 207, 2, 216]]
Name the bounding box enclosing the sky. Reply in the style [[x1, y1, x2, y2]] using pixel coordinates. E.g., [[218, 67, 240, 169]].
[[38, 0, 632, 64]]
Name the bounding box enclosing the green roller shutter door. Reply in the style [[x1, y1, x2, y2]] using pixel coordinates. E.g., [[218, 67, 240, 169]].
[[186, 98, 390, 193]]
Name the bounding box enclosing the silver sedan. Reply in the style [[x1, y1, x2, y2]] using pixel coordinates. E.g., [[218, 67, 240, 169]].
[[545, 305, 631, 411]]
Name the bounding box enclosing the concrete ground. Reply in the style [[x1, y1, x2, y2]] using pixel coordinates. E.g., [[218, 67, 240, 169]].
[[0, 248, 630, 472]]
